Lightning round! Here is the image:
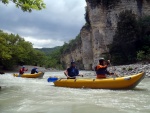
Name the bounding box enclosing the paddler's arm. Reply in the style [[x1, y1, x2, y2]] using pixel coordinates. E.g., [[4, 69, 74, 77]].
[[76, 69, 83, 77], [64, 70, 70, 78], [96, 65, 107, 70], [78, 74, 83, 77]]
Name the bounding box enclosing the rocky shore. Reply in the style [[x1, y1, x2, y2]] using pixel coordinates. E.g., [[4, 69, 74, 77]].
[[83, 63, 150, 78], [105, 63, 150, 77]]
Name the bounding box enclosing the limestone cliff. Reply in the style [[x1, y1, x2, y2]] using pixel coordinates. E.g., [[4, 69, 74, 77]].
[[61, 0, 150, 70]]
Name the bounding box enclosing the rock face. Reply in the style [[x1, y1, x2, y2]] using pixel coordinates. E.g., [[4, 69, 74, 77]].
[[60, 44, 83, 69], [61, 0, 150, 70], [80, 26, 93, 70]]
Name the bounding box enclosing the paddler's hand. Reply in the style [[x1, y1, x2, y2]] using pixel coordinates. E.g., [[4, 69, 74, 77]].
[[67, 76, 70, 79], [78, 74, 83, 77], [107, 60, 110, 63]]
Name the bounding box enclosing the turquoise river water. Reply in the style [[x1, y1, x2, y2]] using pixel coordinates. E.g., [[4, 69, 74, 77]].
[[0, 71, 150, 113]]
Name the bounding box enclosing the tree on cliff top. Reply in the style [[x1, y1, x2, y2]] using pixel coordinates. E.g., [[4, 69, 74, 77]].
[[0, 0, 46, 12]]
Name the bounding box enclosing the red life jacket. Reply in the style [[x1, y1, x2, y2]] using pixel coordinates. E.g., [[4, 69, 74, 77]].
[[19, 68, 25, 74]]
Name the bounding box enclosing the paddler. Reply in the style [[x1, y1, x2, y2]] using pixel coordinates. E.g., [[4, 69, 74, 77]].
[[64, 61, 83, 79]]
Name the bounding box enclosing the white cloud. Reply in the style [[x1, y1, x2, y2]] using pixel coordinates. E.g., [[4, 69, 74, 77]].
[[24, 36, 64, 48], [0, 0, 86, 48]]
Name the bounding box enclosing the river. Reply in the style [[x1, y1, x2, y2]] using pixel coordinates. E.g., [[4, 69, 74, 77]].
[[0, 71, 150, 113]]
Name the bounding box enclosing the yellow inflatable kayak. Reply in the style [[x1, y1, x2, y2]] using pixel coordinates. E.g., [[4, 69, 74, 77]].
[[13, 72, 44, 78], [53, 72, 145, 89]]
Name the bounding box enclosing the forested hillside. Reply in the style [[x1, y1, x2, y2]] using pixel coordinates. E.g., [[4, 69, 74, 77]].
[[36, 34, 82, 69], [36, 46, 61, 55], [0, 30, 46, 70], [0, 29, 77, 70]]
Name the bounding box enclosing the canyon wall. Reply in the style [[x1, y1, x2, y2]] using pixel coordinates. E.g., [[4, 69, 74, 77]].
[[61, 0, 150, 70]]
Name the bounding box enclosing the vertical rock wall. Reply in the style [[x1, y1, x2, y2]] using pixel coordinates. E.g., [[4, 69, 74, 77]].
[[80, 26, 93, 70], [61, 0, 150, 70], [83, 0, 150, 69]]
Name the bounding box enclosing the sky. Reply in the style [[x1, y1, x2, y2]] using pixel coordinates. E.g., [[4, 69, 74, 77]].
[[0, 0, 86, 48]]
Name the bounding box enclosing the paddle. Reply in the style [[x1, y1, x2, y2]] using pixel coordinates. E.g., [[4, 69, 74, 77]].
[[106, 60, 119, 79], [47, 76, 80, 82], [47, 77, 59, 82]]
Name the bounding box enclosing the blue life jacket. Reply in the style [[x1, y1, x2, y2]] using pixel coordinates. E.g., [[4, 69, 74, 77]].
[[67, 66, 79, 77], [31, 68, 38, 74]]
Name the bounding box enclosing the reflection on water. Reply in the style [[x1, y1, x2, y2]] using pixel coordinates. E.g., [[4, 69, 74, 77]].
[[0, 71, 150, 113]]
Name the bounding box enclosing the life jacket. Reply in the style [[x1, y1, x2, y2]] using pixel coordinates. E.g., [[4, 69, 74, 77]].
[[67, 66, 79, 77], [31, 68, 38, 74], [19, 68, 24, 74], [95, 65, 107, 75]]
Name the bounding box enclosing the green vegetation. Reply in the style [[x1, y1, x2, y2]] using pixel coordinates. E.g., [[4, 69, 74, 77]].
[[37, 47, 63, 69], [137, 16, 150, 61], [37, 35, 81, 69], [137, 50, 146, 61], [60, 34, 81, 54], [36, 46, 61, 55], [109, 10, 150, 65], [0, 29, 81, 70], [0, 30, 46, 70], [109, 10, 138, 64], [42, 34, 82, 69], [45, 48, 63, 69], [1, 0, 46, 12]]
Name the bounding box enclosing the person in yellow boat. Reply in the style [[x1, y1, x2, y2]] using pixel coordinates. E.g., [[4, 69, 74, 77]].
[[31, 67, 38, 74], [64, 61, 83, 79], [95, 58, 113, 79], [19, 66, 28, 77]]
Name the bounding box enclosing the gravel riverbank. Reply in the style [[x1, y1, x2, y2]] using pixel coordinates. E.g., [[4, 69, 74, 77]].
[[83, 63, 150, 78], [107, 63, 150, 77]]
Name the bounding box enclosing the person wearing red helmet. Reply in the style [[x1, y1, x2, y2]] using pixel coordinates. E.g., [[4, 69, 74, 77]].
[[19, 66, 28, 77]]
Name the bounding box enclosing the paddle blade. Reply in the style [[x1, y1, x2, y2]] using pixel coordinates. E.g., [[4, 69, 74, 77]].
[[47, 77, 58, 82]]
